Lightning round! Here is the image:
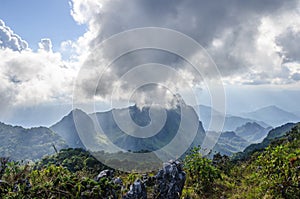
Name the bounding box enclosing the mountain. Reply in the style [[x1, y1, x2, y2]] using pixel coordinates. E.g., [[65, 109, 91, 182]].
[[50, 109, 89, 149], [51, 105, 206, 158], [241, 105, 299, 127], [223, 116, 269, 132], [211, 131, 249, 156], [0, 122, 67, 161], [234, 122, 297, 160], [91, 104, 206, 153], [235, 122, 272, 143], [194, 105, 270, 131]]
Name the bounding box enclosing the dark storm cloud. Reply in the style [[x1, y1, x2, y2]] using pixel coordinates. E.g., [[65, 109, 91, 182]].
[[70, 0, 300, 104]]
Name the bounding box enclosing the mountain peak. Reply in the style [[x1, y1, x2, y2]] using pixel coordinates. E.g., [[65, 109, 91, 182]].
[[241, 105, 299, 127], [70, 108, 87, 115], [258, 105, 282, 111]]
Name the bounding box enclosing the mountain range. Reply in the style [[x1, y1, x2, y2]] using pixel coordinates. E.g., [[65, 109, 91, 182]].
[[240, 105, 299, 127], [234, 122, 298, 160], [194, 105, 270, 131], [54, 105, 206, 157], [0, 104, 299, 161], [235, 122, 271, 143], [212, 131, 249, 156]]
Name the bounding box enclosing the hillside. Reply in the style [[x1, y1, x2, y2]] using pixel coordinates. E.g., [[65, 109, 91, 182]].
[[235, 122, 271, 143], [50, 109, 89, 149], [234, 122, 297, 160], [212, 131, 249, 156], [0, 122, 67, 161], [1, 123, 299, 198]]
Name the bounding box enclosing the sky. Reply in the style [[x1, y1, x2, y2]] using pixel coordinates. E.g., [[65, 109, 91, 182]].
[[0, 0, 300, 127], [0, 0, 86, 51]]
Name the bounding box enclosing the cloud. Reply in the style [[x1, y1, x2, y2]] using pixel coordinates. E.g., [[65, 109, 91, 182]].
[[0, 19, 28, 51], [69, 0, 300, 106], [0, 21, 76, 118], [1, 1, 300, 114], [0, 49, 75, 108], [0, 20, 83, 124], [276, 29, 300, 62], [0, 21, 77, 117], [38, 38, 53, 52], [292, 73, 300, 81]]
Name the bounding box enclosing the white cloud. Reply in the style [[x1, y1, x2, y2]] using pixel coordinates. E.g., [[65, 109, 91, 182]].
[[69, 0, 300, 107], [0, 49, 76, 108], [0, 19, 28, 51], [0, 22, 77, 116], [38, 38, 53, 52], [2, 0, 300, 114]]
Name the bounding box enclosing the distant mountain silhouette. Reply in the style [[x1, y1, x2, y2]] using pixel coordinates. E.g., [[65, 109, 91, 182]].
[[234, 122, 297, 160], [194, 105, 270, 131], [235, 122, 272, 143], [240, 105, 299, 127], [211, 131, 249, 156]]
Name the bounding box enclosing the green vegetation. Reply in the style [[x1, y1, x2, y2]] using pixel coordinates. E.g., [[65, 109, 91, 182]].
[[36, 148, 108, 174], [183, 147, 221, 198], [92, 150, 162, 172], [0, 122, 67, 161], [222, 124, 300, 199], [0, 124, 299, 198]]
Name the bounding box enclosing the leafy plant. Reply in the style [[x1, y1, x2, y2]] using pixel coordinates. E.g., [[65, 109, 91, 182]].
[[183, 147, 221, 197]]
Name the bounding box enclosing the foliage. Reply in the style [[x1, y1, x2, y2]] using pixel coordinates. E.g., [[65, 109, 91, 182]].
[[1, 123, 300, 198], [36, 148, 108, 175], [212, 152, 232, 175], [0, 122, 67, 161], [0, 163, 119, 198], [227, 124, 300, 199], [183, 146, 221, 197], [253, 126, 300, 198]]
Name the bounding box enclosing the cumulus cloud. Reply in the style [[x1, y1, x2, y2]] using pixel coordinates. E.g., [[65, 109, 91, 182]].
[[0, 49, 75, 109], [0, 21, 77, 116], [0, 19, 28, 51], [277, 29, 300, 62], [69, 0, 300, 106], [2, 1, 300, 113], [38, 38, 53, 52]]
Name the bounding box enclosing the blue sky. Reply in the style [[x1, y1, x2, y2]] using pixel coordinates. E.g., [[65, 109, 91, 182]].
[[0, 0, 85, 51], [0, 0, 300, 127]]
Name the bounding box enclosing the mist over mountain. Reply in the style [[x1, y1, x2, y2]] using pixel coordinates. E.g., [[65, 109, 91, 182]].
[[240, 105, 299, 127], [194, 105, 270, 131], [51, 104, 206, 157], [1, 102, 299, 162], [212, 131, 249, 156], [293, 111, 300, 118], [235, 122, 271, 143], [50, 109, 89, 149], [0, 122, 67, 161], [207, 122, 271, 156], [237, 122, 297, 159]]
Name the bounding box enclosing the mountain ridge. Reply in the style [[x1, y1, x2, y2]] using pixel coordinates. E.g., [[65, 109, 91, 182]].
[[240, 105, 299, 127], [0, 122, 67, 161], [194, 105, 270, 131]]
